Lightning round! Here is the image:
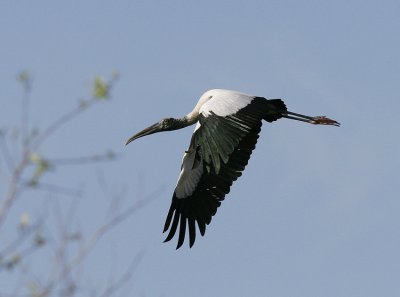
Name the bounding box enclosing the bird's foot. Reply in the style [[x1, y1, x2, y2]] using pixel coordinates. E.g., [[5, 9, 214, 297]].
[[311, 116, 340, 127]]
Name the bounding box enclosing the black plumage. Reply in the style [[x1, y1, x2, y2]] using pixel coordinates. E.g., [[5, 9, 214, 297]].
[[163, 97, 287, 248]]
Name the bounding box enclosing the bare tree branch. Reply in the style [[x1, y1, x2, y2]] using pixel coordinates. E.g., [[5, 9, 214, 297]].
[[18, 70, 32, 154], [31, 99, 97, 151], [0, 220, 42, 257], [0, 131, 15, 172], [1, 72, 151, 297], [55, 185, 162, 283], [99, 250, 145, 297], [48, 151, 118, 166], [0, 154, 30, 229]]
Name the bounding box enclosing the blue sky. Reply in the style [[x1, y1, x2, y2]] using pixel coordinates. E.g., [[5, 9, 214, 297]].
[[1, 0, 400, 296]]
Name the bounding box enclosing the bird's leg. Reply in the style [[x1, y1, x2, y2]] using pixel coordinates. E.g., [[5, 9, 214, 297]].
[[283, 111, 340, 127]]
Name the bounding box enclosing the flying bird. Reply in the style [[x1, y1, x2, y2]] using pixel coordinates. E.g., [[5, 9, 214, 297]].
[[126, 89, 339, 249]]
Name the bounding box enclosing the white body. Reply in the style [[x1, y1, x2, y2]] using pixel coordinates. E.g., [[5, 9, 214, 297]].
[[186, 89, 255, 120]]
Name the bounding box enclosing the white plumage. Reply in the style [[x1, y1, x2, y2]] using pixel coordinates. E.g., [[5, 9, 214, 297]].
[[175, 148, 204, 199], [199, 89, 255, 117]]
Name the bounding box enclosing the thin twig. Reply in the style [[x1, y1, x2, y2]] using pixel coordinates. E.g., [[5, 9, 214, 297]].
[[20, 80, 31, 155], [48, 152, 119, 166], [99, 250, 145, 297], [31, 74, 118, 150], [0, 221, 42, 256], [0, 154, 30, 229], [31, 99, 97, 150], [0, 132, 15, 172], [21, 180, 82, 197]]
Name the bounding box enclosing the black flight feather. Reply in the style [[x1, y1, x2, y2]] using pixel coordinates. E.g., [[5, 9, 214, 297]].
[[163, 97, 286, 248]]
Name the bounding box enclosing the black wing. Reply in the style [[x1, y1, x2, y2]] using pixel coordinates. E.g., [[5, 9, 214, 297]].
[[163, 97, 287, 248]]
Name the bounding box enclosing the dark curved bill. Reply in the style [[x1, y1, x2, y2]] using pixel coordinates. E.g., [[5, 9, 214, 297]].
[[125, 122, 162, 145]]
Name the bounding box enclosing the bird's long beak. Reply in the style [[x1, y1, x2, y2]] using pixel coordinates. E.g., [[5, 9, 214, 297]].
[[125, 122, 163, 145]]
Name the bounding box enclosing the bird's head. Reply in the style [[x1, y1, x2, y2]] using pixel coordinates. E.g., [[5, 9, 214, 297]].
[[125, 118, 178, 145]]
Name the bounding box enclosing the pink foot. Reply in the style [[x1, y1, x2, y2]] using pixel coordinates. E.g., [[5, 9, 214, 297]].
[[311, 116, 340, 127]]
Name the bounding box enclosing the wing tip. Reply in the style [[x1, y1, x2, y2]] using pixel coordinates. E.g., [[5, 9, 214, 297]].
[[164, 215, 198, 249]]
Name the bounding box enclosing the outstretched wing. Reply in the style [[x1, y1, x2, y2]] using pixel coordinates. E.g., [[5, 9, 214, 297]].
[[163, 97, 287, 249]]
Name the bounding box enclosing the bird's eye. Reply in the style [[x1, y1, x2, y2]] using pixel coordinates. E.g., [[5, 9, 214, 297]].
[[162, 118, 172, 128]]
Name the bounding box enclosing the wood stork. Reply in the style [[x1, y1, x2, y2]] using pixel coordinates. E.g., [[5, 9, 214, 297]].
[[126, 89, 339, 249]]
